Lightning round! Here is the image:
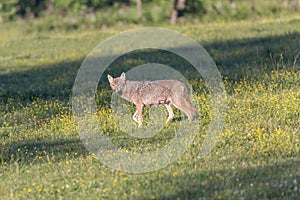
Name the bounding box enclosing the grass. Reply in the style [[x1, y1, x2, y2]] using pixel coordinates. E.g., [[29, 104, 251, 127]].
[[0, 15, 300, 199]]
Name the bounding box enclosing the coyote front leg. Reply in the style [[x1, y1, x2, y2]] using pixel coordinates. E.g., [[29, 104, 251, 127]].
[[165, 104, 174, 123], [136, 103, 144, 127], [132, 110, 138, 123]]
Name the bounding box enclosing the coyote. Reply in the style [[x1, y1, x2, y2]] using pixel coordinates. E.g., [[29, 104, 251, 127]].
[[108, 72, 199, 127]]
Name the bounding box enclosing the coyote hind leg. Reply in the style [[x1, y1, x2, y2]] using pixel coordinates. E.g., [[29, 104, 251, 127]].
[[172, 97, 198, 121]]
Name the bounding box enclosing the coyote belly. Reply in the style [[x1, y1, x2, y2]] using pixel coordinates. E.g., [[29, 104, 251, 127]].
[[108, 72, 199, 127]]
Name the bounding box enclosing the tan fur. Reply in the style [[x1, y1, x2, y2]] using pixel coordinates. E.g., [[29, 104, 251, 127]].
[[108, 72, 199, 127]]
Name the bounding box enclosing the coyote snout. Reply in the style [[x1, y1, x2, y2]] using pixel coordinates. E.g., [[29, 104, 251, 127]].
[[108, 72, 199, 127]]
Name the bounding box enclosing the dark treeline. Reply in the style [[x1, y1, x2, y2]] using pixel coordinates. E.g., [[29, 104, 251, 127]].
[[0, 0, 205, 24], [0, 0, 299, 25]]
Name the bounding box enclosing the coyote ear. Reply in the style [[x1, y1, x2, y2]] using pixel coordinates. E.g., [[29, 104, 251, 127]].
[[120, 72, 126, 80], [107, 74, 113, 83]]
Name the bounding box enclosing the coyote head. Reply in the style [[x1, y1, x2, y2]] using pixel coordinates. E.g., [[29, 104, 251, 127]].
[[107, 72, 126, 93]]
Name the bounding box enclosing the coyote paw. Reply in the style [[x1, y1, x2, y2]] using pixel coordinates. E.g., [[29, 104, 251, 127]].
[[133, 112, 139, 123]]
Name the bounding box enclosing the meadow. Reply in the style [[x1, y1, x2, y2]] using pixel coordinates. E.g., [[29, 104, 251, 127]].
[[0, 15, 300, 199]]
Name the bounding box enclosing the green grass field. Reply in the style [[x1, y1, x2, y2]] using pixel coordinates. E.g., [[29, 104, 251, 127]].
[[0, 15, 300, 199]]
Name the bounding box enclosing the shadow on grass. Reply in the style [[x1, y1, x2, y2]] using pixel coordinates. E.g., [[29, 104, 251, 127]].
[[0, 59, 81, 104], [155, 159, 300, 199], [204, 31, 300, 80], [1, 138, 89, 165]]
